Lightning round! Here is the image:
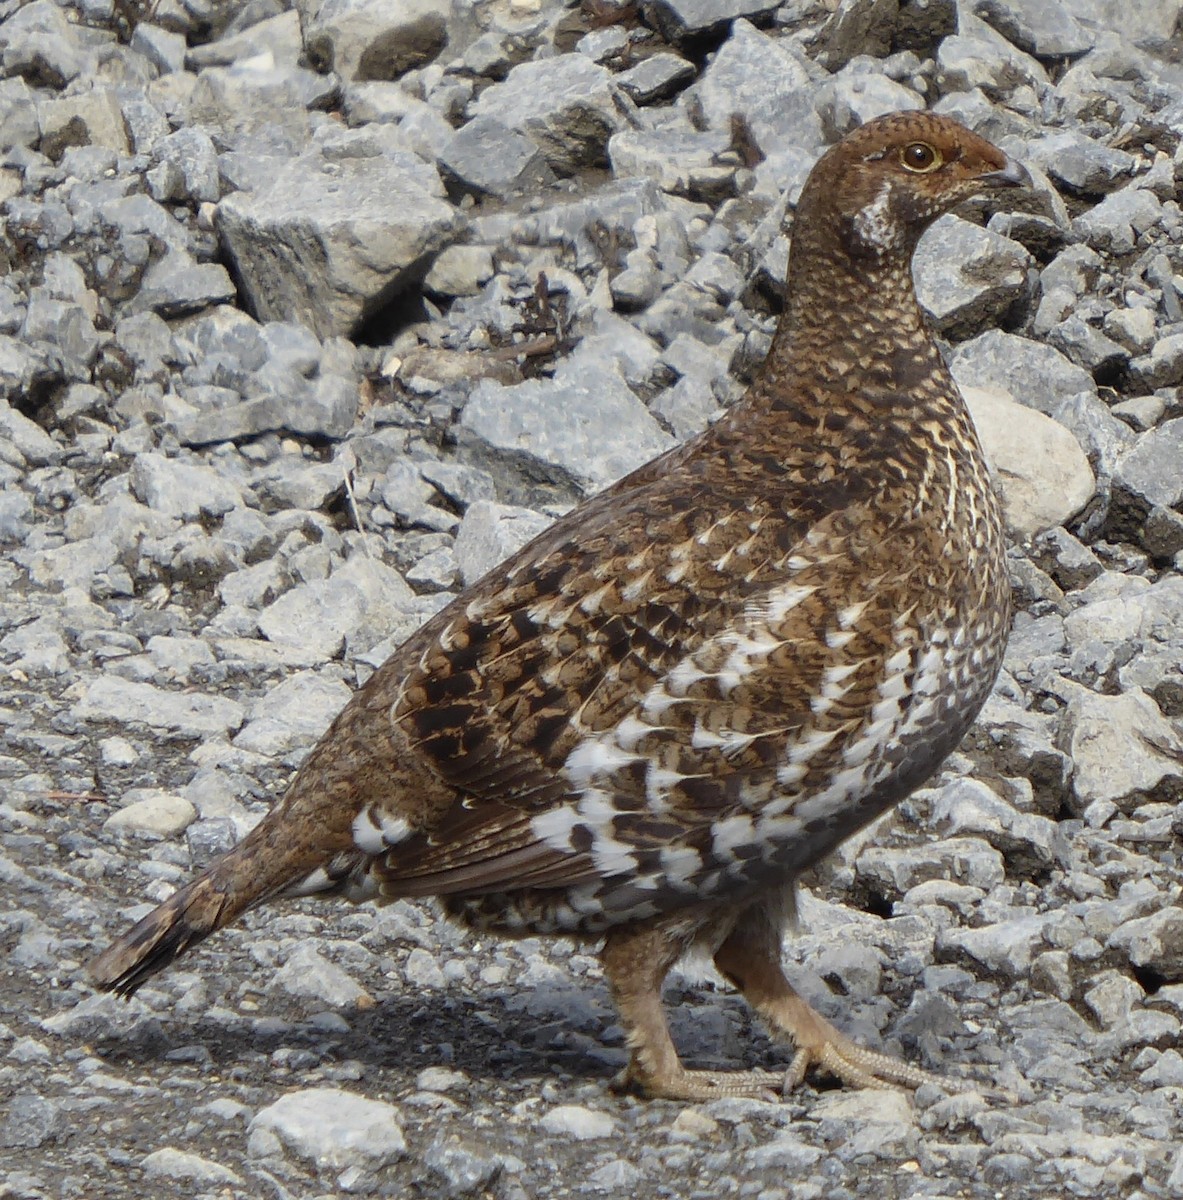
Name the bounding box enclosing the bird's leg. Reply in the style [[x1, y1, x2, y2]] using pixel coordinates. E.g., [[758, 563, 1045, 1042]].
[[601, 923, 785, 1102], [713, 902, 942, 1093]]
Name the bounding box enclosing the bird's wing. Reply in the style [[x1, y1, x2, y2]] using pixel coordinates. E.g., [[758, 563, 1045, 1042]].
[[359, 414, 905, 898]]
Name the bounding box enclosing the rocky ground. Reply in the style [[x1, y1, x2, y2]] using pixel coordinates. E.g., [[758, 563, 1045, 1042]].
[[1, 0, 1183, 1196]]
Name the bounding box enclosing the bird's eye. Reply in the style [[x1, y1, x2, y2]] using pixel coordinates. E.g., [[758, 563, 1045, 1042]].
[[901, 142, 941, 172]]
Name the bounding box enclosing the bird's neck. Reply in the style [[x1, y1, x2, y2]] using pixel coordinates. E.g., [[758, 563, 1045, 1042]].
[[763, 213, 945, 400]]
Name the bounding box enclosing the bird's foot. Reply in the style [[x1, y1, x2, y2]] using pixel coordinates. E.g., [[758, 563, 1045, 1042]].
[[612, 1063, 787, 1103], [782, 1012, 944, 1093]]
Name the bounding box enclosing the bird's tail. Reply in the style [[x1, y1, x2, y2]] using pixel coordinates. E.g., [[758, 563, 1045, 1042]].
[[88, 871, 250, 996], [88, 816, 314, 997]]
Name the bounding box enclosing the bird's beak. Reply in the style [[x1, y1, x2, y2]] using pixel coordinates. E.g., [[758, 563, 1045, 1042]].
[[979, 155, 1031, 189]]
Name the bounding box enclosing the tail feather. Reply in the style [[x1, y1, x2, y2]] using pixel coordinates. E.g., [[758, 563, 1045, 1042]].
[[89, 874, 243, 997]]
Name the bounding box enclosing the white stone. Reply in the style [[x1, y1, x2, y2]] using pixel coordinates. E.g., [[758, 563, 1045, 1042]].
[[963, 385, 1095, 538], [247, 1087, 405, 1170], [538, 1104, 616, 1139], [104, 793, 196, 838]]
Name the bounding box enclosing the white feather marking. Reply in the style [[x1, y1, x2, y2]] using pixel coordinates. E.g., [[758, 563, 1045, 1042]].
[[711, 814, 755, 860], [620, 569, 654, 603], [691, 724, 728, 751], [787, 726, 840, 765], [642, 685, 678, 720], [531, 806, 580, 851], [853, 180, 899, 252], [762, 583, 818, 623], [646, 765, 688, 803], [666, 658, 709, 696], [659, 845, 703, 887], [914, 646, 946, 695], [351, 807, 411, 855], [591, 834, 637, 876], [838, 600, 871, 629], [776, 761, 808, 787], [565, 738, 639, 787], [614, 713, 653, 752], [878, 669, 910, 701], [579, 581, 615, 616], [825, 627, 857, 651]]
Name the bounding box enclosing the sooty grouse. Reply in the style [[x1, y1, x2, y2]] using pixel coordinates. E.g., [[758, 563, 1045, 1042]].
[[91, 112, 1028, 1102]]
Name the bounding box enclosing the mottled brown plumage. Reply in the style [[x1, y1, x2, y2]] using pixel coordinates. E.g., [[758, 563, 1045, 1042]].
[[90, 112, 1028, 1101]]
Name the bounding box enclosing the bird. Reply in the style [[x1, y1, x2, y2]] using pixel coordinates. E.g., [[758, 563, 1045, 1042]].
[[90, 111, 1028, 1102]]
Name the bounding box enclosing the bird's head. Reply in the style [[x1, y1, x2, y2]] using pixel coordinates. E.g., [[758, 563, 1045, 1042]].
[[795, 111, 1030, 262]]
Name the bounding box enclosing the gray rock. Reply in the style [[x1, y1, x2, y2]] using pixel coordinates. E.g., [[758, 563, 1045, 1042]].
[[471, 57, 627, 175], [379, 459, 459, 533], [256, 555, 417, 661], [577, 26, 629, 64], [1062, 687, 1183, 813], [424, 1134, 506, 1194], [616, 52, 696, 105], [929, 778, 1058, 873], [815, 69, 924, 140], [134, 255, 234, 322], [1127, 333, 1183, 391], [814, 0, 899, 68], [939, 913, 1049, 978], [936, 32, 1046, 97], [686, 20, 822, 158], [460, 361, 675, 496], [188, 10, 304, 70], [855, 837, 1006, 898], [1072, 186, 1163, 254], [0, 489, 34, 544], [141, 1148, 243, 1185], [453, 500, 552, 587], [1045, 316, 1128, 379], [130, 24, 188, 74], [1019, 130, 1135, 196], [1109, 910, 1183, 981], [608, 126, 734, 199], [74, 677, 245, 738], [1111, 418, 1183, 535], [438, 116, 557, 199], [186, 61, 335, 144], [247, 1087, 405, 1168], [745, 1132, 825, 1169], [972, 0, 1093, 57], [0, 0, 87, 88], [148, 127, 221, 204], [271, 944, 372, 1008], [0, 78, 40, 151], [216, 140, 463, 338], [418, 460, 497, 512], [949, 330, 1096, 417], [0, 620, 68, 682], [422, 244, 495, 298], [233, 670, 352, 757], [914, 215, 1031, 338], [1103, 304, 1158, 355], [299, 0, 450, 81], [39, 90, 130, 158], [0, 400, 57, 464], [0, 1092, 61, 1149], [641, 0, 780, 45], [129, 452, 244, 520]]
